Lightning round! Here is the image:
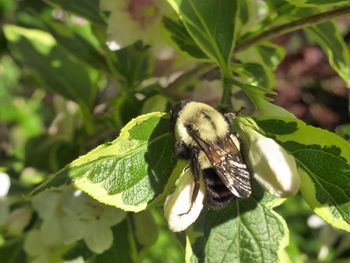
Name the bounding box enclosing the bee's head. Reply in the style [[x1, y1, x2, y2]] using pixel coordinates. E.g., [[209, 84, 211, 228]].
[[170, 100, 190, 132]]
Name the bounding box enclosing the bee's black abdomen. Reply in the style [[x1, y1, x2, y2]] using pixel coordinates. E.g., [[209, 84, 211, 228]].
[[203, 168, 235, 210]]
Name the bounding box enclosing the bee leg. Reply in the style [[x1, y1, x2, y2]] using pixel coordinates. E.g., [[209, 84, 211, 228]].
[[179, 148, 201, 216], [174, 140, 191, 159], [190, 148, 201, 203]]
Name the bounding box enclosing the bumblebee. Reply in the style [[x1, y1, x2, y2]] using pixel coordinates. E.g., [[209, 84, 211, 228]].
[[170, 101, 251, 209]]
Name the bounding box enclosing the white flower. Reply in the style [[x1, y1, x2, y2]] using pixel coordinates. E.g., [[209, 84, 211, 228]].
[[100, 0, 172, 50], [24, 229, 55, 263], [246, 129, 300, 197], [307, 214, 326, 229], [0, 172, 10, 225], [0, 172, 10, 197], [32, 191, 64, 246], [32, 191, 61, 220], [60, 190, 126, 254], [30, 189, 126, 254], [164, 168, 205, 232]]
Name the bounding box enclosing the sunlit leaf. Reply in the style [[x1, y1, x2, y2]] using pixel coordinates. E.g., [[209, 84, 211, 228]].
[[4, 25, 97, 108], [257, 117, 350, 232], [188, 184, 289, 263], [45, 0, 105, 25], [30, 112, 177, 212], [305, 21, 350, 88], [167, 0, 239, 75], [163, 17, 208, 59], [286, 0, 350, 7]]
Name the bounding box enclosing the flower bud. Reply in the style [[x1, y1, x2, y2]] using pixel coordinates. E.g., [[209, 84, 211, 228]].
[[246, 129, 300, 197], [0, 172, 10, 225], [6, 207, 32, 236], [0, 172, 10, 197], [164, 168, 205, 232], [133, 210, 158, 246]]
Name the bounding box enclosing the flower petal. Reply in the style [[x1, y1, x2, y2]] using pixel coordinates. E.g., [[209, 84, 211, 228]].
[[40, 217, 63, 246], [61, 215, 87, 244], [247, 129, 300, 197], [24, 230, 45, 256], [164, 168, 205, 232], [32, 191, 61, 220], [84, 222, 113, 254], [100, 207, 126, 227]]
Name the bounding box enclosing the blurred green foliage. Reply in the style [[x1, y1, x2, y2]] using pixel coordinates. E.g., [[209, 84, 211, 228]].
[[1, 0, 350, 262]]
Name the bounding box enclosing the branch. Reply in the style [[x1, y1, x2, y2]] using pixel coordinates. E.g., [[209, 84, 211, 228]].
[[166, 6, 350, 92], [235, 6, 350, 52]]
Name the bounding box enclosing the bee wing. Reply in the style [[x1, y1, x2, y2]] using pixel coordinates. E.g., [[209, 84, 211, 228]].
[[187, 127, 251, 198], [220, 135, 251, 197]]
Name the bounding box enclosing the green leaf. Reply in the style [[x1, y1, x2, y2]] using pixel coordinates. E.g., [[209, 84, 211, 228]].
[[24, 135, 78, 172], [0, 239, 27, 263], [44, 22, 109, 72], [0, 56, 20, 98], [237, 1, 269, 34], [62, 242, 93, 262], [237, 42, 285, 70], [188, 184, 289, 263], [235, 42, 285, 90], [279, 233, 303, 263], [0, 93, 44, 139], [4, 25, 96, 108], [234, 62, 273, 90], [229, 79, 276, 110], [286, 0, 350, 7], [255, 42, 285, 69], [111, 92, 144, 127], [113, 42, 152, 88], [264, 0, 295, 20], [45, 0, 105, 25], [142, 209, 185, 263], [238, 1, 250, 25], [30, 112, 177, 212], [167, 0, 239, 75], [163, 17, 208, 59], [254, 99, 295, 117], [256, 117, 350, 232], [305, 21, 350, 88]]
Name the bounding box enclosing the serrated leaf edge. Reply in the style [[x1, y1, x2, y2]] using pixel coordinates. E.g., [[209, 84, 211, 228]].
[[74, 177, 147, 212], [299, 168, 350, 232]]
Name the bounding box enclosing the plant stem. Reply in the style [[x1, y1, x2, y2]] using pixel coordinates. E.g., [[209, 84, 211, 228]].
[[80, 103, 95, 135], [221, 77, 232, 109], [235, 6, 350, 52], [166, 6, 350, 92]]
